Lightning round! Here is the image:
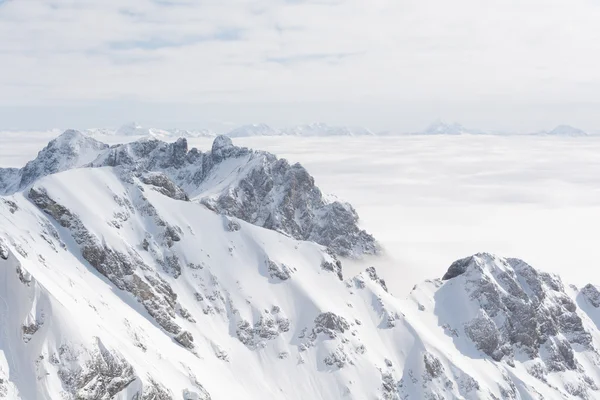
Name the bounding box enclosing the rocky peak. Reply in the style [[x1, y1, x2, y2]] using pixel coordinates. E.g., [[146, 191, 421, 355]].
[[211, 135, 233, 152], [1, 130, 109, 192], [437, 253, 592, 378], [581, 284, 600, 308], [210, 135, 238, 162]]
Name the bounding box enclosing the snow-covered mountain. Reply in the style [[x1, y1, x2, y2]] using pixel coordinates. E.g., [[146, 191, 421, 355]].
[[85, 123, 216, 139], [539, 125, 589, 137], [4, 132, 600, 399], [225, 123, 374, 137], [226, 123, 280, 137], [282, 123, 375, 137], [414, 120, 486, 135]]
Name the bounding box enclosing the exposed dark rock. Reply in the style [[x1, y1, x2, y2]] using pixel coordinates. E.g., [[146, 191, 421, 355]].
[[323, 346, 350, 368], [175, 331, 195, 349], [236, 312, 290, 348], [442, 256, 475, 280], [223, 216, 241, 232], [183, 388, 212, 400], [1, 198, 18, 214], [54, 341, 136, 400], [321, 252, 343, 280], [423, 353, 444, 380], [140, 172, 188, 201], [314, 312, 349, 338], [365, 266, 387, 292], [267, 259, 292, 281], [134, 378, 173, 400], [581, 284, 600, 308], [22, 318, 43, 343], [0, 240, 8, 260]]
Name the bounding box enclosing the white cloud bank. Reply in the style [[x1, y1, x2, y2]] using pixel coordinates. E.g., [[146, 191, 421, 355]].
[[1, 0, 600, 131]]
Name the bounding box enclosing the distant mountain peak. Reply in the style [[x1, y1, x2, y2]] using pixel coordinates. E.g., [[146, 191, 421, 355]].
[[225, 122, 374, 137], [547, 124, 588, 136], [226, 123, 279, 137], [419, 120, 481, 135]]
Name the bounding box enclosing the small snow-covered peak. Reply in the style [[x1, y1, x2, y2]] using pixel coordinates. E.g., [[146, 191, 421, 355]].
[[226, 123, 279, 137], [45, 129, 107, 154], [416, 252, 593, 381], [417, 120, 484, 135], [547, 124, 588, 136], [581, 283, 600, 307], [14, 130, 109, 190], [53, 129, 86, 142], [424, 120, 465, 135], [284, 123, 375, 137], [115, 121, 149, 136], [441, 252, 503, 280], [211, 135, 233, 152]]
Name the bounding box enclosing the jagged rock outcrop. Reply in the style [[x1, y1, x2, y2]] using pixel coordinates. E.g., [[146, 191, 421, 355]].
[[313, 312, 350, 338], [52, 340, 137, 399], [582, 284, 600, 308]]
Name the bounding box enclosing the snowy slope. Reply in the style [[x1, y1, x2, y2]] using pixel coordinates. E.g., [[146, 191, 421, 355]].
[[3, 134, 600, 399]]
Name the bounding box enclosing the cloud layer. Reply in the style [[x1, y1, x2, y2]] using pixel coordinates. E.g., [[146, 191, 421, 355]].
[[1, 0, 600, 130]]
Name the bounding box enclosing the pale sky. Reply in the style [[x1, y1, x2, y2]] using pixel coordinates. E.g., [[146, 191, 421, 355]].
[[1, 0, 599, 132]]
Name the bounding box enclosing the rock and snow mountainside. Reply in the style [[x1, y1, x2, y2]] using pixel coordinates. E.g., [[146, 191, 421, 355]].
[[0, 131, 377, 257], [4, 133, 600, 399]]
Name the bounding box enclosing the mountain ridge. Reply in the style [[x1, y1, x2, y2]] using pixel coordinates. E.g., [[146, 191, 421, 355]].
[[2, 132, 600, 399]]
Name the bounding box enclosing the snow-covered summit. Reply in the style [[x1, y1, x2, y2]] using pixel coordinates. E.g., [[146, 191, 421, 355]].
[[546, 125, 588, 137], [85, 123, 216, 139], [115, 122, 152, 136], [408, 252, 600, 398], [282, 123, 375, 137], [226, 123, 280, 137], [0, 129, 108, 193], [225, 123, 375, 137], [416, 120, 484, 135]]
